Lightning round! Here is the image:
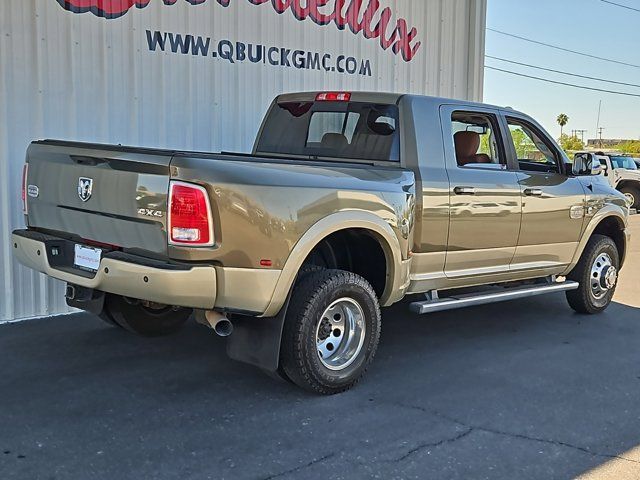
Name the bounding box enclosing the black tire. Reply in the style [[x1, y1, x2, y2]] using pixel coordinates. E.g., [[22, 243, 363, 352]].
[[619, 186, 640, 210], [566, 234, 619, 314], [275, 264, 326, 383], [101, 294, 192, 336], [280, 269, 381, 395], [98, 309, 123, 329]]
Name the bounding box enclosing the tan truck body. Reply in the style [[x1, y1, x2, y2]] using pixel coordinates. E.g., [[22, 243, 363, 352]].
[[12, 92, 631, 391]]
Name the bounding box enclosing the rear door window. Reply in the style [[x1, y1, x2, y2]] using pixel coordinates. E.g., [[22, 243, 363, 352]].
[[256, 102, 400, 162], [451, 111, 506, 169]]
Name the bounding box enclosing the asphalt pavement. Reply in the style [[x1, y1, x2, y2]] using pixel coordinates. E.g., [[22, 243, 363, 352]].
[[1, 218, 640, 480]]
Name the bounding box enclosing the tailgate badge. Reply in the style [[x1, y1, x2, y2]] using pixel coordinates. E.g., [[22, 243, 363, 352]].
[[138, 208, 164, 218], [27, 185, 39, 198], [78, 177, 93, 202]]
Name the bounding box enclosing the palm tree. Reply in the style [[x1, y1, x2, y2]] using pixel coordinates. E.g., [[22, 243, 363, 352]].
[[557, 113, 569, 138]]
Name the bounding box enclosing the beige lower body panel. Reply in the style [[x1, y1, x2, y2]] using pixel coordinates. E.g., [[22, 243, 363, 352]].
[[408, 243, 576, 294], [443, 247, 516, 278], [407, 266, 568, 294], [214, 267, 281, 313], [12, 233, 280, 313], [510, 242, 579, 271], [381, 258, 412, 306]]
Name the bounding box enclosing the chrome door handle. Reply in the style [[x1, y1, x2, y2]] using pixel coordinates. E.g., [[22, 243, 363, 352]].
[[454, 186, 476, 195], [524, 188, 543, 197]]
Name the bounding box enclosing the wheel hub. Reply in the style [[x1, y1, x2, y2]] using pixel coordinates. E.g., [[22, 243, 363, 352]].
[[590, 253, 616, 299], [624, 192, 635, 207], [315, 297, 366, 371], [317, 317, 332, 341], [601, 265, 618, 290]]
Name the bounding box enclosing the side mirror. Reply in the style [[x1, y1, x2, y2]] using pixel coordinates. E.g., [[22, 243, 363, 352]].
[[573, 153, 602, 176]]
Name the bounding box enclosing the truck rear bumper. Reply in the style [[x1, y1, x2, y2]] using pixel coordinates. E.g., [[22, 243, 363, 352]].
[[12, 230, 280, 313]]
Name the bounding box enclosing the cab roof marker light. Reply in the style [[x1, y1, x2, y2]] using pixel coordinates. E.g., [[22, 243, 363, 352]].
[[316, 92, 352, 102]]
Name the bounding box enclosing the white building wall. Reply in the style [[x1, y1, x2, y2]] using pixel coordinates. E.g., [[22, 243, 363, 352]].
[[0, 0, 486, 322]]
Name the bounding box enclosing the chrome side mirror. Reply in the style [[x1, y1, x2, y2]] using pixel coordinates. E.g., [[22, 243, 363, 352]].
[[573, 153, 602, 176]]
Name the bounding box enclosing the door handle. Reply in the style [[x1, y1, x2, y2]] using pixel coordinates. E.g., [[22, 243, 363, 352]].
[[524, 188, 543, 197], [453, 186, 476, 195]]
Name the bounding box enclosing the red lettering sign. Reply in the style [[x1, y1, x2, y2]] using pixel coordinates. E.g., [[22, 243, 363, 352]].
[[55, 0, 421, 61]]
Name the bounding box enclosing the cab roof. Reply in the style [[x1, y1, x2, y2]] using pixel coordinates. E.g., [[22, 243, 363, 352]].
[[275, 91, 518, 114]]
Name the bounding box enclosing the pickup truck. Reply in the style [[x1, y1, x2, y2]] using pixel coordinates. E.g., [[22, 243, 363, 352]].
[[13, 92, 630, 395], [587, 152, 640, 210]]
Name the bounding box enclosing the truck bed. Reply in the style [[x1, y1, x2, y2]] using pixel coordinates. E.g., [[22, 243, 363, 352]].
[[25, 140, 414, 267]]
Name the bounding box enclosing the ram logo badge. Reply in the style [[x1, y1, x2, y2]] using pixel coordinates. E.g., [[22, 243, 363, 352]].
[[77, 177, 93, 202]]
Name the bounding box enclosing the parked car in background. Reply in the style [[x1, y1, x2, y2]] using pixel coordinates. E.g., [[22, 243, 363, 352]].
[[13, 93, 630, 394], [588, 152, 640, 209]]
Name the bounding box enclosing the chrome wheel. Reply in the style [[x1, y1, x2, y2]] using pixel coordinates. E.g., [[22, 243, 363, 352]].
[[590, 253, 617, 300], [624, 192, 635, 207], [316, 297, 366, 371]]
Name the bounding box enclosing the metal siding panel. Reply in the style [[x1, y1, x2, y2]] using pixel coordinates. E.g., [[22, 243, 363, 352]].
[[0, 0, 486, 322]]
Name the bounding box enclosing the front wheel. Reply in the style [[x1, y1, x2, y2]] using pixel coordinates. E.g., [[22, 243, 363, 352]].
[[566, 234, 619, 314], [280, 270, 381, 395], [100, 294, 192, 336], [619, 186, 640, 210]]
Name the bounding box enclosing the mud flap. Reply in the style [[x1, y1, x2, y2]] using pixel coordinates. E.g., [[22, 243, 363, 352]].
[[225, 294, 291, 372]]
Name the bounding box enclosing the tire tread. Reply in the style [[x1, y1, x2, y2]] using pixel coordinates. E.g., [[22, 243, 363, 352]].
[[566, 234, 618, 314], [280, 269, 381, 395]]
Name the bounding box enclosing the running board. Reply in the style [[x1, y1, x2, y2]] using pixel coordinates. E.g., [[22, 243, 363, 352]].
[[409, 281, 580, 314]]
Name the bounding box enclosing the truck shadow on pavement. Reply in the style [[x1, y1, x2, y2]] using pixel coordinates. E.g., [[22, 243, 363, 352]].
[[1, 293, 639, 480]]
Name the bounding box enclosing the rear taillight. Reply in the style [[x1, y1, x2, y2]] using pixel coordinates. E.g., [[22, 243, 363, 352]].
[[316, 92, 351, 102], [21, 164, 28, 214], [168, 181, 214, 246]]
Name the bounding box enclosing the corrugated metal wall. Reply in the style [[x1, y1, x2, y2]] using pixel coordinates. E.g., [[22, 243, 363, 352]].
[[0, 0, 486, 322]]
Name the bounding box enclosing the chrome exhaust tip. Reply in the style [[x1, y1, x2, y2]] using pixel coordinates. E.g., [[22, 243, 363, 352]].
[[213, 318, 233, 337], [201, 310, 233, 337]]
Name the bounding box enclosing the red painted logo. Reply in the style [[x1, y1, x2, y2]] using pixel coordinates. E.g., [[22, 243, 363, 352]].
[[55, 0, 421, 61]]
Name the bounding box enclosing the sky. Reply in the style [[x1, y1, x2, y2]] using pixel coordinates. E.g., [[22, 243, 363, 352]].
[[484, 0, 640, 141]]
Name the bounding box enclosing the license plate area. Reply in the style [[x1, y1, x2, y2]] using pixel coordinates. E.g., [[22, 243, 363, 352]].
[[74, 244, 102, 272]]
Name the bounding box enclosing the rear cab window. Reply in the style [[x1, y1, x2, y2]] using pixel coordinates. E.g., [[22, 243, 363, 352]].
[[255, 100, 400, 162], [610, 156, 638, 170]]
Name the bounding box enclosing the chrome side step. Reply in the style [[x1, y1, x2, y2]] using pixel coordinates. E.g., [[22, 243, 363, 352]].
[[409, 281, 580, 314]]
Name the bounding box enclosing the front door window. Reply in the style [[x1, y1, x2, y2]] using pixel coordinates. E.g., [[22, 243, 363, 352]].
[[507, 119, 561, 174]]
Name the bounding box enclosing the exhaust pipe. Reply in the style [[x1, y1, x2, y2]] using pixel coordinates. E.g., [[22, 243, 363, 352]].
[[204, 310, 234, 337], [214, 318, 233, 337]]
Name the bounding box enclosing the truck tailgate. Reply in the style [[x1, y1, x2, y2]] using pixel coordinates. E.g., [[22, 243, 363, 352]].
[[25, 141, 173, 258]]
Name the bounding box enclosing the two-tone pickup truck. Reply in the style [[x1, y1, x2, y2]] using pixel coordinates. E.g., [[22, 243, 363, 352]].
[[590, 152, 640, 210], [13, 92, 630, 394]]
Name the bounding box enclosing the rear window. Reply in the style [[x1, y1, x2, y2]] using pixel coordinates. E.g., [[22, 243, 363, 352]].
[[610, 156, 638, 170], [256, 102, 400, 162]]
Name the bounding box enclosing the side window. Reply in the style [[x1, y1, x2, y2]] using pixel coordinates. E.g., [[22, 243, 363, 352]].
[[451, 112, 506, 169], [507, 118, 561, 173]]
